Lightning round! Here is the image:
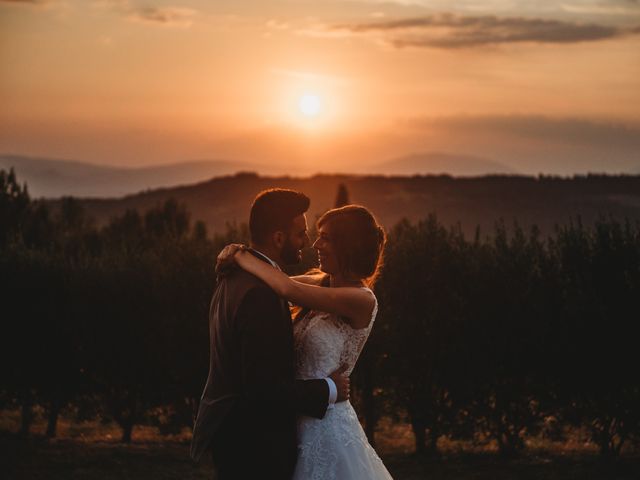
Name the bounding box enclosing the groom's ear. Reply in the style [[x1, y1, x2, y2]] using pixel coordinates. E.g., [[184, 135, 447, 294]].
[[272, 230, 286, 249]]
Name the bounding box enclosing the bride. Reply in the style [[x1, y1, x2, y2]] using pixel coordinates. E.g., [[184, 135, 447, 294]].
[[220, 204, 393, 480]]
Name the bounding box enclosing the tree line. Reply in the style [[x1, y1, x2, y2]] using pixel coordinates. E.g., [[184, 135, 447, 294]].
[[1, 169, 638, 459]]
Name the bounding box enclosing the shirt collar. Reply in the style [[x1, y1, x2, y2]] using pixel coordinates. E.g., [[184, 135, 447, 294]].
[[250, 248, 282, 271]]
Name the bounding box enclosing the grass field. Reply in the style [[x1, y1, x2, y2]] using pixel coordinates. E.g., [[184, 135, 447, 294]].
[[2, 409, 639, 480]]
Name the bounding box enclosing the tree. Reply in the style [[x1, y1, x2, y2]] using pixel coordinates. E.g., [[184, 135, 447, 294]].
[[0, 168, 30, 246], [334, 183, 350, 208], [144, 198, 190, 239], [553, 218, 640, 459], [379, 216, 469, 456]]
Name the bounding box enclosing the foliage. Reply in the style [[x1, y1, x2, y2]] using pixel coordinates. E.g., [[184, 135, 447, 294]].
[[1, 168, 639, 456]]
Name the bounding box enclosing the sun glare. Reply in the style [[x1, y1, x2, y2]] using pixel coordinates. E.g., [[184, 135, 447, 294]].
[[277, 76, 341, 130], [298, 94, 322, 117]]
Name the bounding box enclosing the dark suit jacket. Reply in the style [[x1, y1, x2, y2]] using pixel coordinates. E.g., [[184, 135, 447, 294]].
[[191, 255, 329, 478]]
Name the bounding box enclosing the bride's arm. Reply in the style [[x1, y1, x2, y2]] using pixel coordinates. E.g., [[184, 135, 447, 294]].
[[235, 251, 375, 329], [291, 271, 326, 286]]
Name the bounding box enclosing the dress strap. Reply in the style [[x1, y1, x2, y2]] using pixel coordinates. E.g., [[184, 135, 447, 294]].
[[360, 287, 378, 327]]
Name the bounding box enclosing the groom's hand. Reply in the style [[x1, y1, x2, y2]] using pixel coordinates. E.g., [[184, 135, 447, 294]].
[[329, 365, 350, 403]]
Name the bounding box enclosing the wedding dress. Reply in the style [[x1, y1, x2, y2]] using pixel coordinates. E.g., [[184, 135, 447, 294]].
[[292, 287, 393, 480]]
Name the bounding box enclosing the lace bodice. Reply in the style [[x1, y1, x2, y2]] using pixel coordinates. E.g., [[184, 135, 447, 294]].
[[293, 288, 378, 379], [291, 288, 392, 479]]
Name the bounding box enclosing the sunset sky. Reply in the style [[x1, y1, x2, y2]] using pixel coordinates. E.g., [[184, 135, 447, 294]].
[[1, 0, 640, 175]]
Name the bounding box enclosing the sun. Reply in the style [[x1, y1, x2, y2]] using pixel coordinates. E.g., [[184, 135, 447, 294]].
[[298, 93, 322, 117]]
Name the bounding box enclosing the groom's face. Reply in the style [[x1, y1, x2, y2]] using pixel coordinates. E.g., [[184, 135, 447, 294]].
[[281, 214, 309, 264]]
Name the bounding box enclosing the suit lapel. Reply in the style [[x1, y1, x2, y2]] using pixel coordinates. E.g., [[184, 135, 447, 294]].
[[248, 248, 292, 333]]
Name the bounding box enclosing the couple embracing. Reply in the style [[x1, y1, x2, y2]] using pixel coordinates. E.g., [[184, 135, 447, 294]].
[[191, 188, 393, 479]]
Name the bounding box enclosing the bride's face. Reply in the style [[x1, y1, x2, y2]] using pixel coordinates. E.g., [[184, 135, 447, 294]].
[[313, 225, 339, 274]]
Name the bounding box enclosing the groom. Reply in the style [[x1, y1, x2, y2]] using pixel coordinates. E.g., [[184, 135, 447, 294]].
[[191, 188, 349, 479]]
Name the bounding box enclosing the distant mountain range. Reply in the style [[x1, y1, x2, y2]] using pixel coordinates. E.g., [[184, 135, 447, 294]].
[[6, 155, 640, 237], [1, 153, 515, 198], [0, 155, 262, 198], [43, 172, 640, 239]]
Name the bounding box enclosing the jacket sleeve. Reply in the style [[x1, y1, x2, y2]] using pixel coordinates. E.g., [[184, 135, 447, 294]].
[[237, 285, 329, 419]]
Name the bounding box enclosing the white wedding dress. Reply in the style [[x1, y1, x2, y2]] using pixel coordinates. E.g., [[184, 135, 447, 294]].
[[292, 287, 393, 480]]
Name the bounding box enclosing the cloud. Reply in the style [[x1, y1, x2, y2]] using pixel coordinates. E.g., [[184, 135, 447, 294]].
[[395, 114, 640, 174], [93, 1, 197, 28], [92, 0, 127, 8], [0, 0, 49, 5], [351, 0, 640, 17], [561, 0, 640, 16], [126, 7, 196, 27], [269, 68, 351, 86], [266, 19, 290, 30], [409, 115, 640, 149], [327, 12, 640, 48]]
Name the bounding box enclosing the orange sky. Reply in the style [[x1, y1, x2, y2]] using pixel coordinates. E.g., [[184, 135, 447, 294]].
[[1, 0, 640, 174]]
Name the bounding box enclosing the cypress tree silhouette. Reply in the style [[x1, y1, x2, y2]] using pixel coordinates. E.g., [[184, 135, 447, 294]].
[[334, 183, 350, 208]]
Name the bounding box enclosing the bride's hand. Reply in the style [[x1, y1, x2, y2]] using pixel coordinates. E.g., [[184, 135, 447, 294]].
[[215, 243, 247, 274], [329, 365, 350, 403]]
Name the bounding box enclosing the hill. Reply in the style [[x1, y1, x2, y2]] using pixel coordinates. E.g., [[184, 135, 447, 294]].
[[2, 152, 518, 198], [373, 152, 515, 176], [48, 173, 640, 238], [0, 155, 262, 198]]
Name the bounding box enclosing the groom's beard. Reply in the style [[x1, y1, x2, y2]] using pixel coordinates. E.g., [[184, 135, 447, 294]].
[[281, 237, 302, 265]]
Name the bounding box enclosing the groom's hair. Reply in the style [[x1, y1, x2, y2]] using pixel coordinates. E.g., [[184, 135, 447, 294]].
[[250, 188, 310, 244]]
